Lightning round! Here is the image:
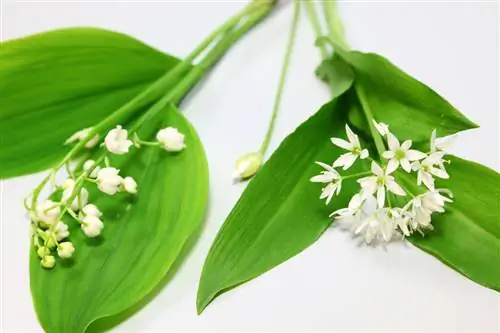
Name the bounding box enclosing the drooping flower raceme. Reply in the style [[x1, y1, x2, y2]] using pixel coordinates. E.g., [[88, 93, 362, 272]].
[[28, 123, 186, 269], [311, 120, 455, 244]]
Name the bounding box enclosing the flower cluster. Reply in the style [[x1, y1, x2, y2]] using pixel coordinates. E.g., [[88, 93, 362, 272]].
[[28, 124, 186, 268], [311, 121, 455, 244]]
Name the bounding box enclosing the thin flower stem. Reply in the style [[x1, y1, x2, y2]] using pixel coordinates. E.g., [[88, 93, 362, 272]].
[[259, 0, 301, 156], [342, 171, 371, 180], [355, 84, 386, 158], [304, 1, 329, 59], [30, 1, 275, 208], [321, 0, 349, 51]]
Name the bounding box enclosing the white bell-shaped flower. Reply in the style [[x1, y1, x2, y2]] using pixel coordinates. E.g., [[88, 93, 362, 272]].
[[83, 159, 100, 178], [96, 167, 123, 195], [122, 176, 137, 194], [156, 127, 186, 152], [81, 204, 102, 217], [65, 127, 99, 148], [37, 247, 50, 259], [81, 215, 104, 237], [104, 125, 133, 155], [35, 200, 61, 225], [57, 242, 75, 258], [53, 221, 70, 241]]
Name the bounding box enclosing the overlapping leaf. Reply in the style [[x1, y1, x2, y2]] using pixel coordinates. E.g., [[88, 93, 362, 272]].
[[197, 57, 498, 311], [0, 28, 183, 178], [197, 97, 366, 313], [31, 105, 209, 332]]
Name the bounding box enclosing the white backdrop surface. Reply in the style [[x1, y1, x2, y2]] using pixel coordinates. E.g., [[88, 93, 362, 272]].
[[1, 1, 499, 332]]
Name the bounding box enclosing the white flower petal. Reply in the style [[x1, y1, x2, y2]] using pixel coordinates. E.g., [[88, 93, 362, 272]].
[[400, 158, 412, 173], [315, 161, 338, 176], [382, 151, 394, 159], [376, 186, 385, 208], [345, 124, 360, 147], [386, 159, 399, 174], [430, 167, 449, 179], [386, 179, 406, 196], [387, 132, 400, 151], [371, 161, 384, 176], [331, 138, 353, 151], [360, 149, 369, 159], [421, 171, 435, 190], [406, 150, 427, 161], [401, 140, 412, 151]]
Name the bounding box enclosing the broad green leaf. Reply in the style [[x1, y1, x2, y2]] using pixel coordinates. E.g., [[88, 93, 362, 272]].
[[30, 105, 209, 333], [338, 51, 478, 140], [197, 93, 499, 313], [0, 28, 183, 179], [197, 97, 365, 313], [401, 157, 500, 291]]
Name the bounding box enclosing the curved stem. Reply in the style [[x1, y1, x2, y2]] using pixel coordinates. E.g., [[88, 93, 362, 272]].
[[304, 1, 329, 59], [342, 171, 371, 180], [259, 0, 300, 156]]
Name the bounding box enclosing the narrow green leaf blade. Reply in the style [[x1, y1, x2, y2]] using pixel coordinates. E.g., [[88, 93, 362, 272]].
[[30, 106, 209, 332], [401, 156, 500, 291], [197, 97, 365, 313], [339, 51, 478, 140], [0, 28, 182, 179]]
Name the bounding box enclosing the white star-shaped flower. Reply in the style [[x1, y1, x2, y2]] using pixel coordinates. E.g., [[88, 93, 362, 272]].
[[354, 209, 396, 244], [331, 125, 369, 170], [382, 133, 426, 173], [358, 161, 406, 208], [104, 125, 133, 155], [372, 120, 390, 136], [430, 129, 456, 154], [310, 162, 342, 204], [412, 153, 449, 190]]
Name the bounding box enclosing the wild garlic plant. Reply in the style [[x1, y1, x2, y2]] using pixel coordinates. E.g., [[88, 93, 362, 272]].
[[311, 120, 456, 244], [26, 124, 186, 269]]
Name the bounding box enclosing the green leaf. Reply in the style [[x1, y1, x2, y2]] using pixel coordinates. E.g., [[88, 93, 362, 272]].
[[401, 156, 500, 291], [197, 92, 499, 313], [337, 51, 478, 140], [30, 105, 209, 333], [197, 97, 365, 313], [315, 54, 355, 99], [0, 28, 183, 179]]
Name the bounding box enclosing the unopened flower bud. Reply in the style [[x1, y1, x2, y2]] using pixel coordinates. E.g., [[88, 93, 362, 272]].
[[233, 152, 263, 180], [41, 255, 56, 269], [37, 247, 50, 258]]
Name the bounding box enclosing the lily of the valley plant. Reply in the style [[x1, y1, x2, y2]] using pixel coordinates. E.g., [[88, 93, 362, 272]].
[[27, 124, 185, 268]]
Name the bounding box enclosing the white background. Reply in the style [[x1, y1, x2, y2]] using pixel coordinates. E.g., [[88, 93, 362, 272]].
[[1, 1, 499, 332]]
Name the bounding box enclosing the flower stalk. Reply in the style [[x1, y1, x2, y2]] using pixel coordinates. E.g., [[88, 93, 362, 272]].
[[26, 0, 277, 268]]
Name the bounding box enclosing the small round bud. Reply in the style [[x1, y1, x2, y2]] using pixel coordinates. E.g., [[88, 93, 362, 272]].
[[41, 255, 56, 269], [57, 242, 75, 258], [233, 152, 263, 180], [37, 247, 49, 258], [122, 176, 137, 194]]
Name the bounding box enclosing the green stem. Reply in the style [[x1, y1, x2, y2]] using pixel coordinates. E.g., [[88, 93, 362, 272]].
[[322, 0, 349, 50], [355, 84, 386, 158], [343, 171, 371, 180], [304, 1, 329, 59], [30, 1, 275, 207], [259, 0, 300, 156]]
